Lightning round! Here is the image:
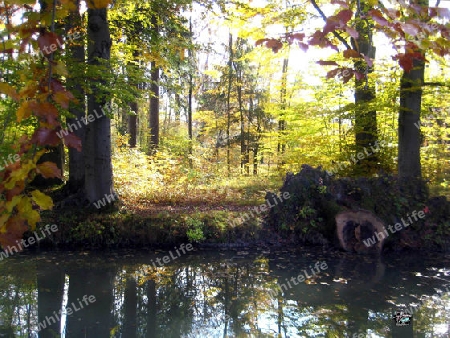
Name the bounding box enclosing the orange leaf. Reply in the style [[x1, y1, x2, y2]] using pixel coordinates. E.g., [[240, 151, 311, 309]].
[[36, 161, 62, 179], [343, 49, 361, 58], [0, 215, 28, 250], [29, 101, 59, 126]]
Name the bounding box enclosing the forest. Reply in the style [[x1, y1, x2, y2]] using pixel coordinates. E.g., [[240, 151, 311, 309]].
[[0, 0, 449, 251], [1, 0, 450, 337]]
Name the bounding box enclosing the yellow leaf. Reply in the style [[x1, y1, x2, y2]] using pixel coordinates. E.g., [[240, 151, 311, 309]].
[[53, 60, 68, 77], [5, 195, 23, 213], [4, 162, 35, 189], [25, 209, 40, 229], [17, 196, 32, 214], [17, 101, 31, 122], [31, 190, 53, 210], [86, 0, 112, 9], [0, 82, 19, 101], [0, 214, 10, 230]]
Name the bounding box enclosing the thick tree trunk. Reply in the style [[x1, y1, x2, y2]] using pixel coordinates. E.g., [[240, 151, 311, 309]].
[[397, 0, 427, 180], [354, 2, 378, 174], [335, 210, 386, 254], [123, 275, 137, 337], [84, 8, 114, 204], [37, 261, 65, 337], [66, 0, 85, 190], [398, 58, 424, 179]]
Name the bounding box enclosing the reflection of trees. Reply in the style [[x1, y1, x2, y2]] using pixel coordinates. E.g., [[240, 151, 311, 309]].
[[0, 259, 37, 337], [0, 252, 448, 337], [36, 258, 65, 337], [65, 262, 116, 337]]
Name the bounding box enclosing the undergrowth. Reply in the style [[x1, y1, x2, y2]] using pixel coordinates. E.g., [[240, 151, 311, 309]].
[[112, 147, 281, 207]]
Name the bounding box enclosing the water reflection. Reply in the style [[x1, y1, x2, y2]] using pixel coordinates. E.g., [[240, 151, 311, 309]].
[[0, 248, 448, 337]]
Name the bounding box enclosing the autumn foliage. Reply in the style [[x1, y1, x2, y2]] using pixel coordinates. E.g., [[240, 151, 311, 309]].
[[0, 2, 80, 249], [257, 0, 450, 81]]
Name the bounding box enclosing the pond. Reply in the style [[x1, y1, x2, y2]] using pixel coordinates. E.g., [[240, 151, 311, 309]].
[[0, 246, 449, 337]]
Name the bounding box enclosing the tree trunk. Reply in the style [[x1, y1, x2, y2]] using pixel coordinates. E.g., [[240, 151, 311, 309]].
[[354, 2, 378, 174], [66, 0, 85, 190], [129, 103, 137, 148], [398, 0, 428, 180], [335, 210, 386, 254], [128, 49, 139, 148], [149, 14, 160, 152], [84, 7, 114, 204], [187, 18, 193, 167], [123, 275, 137, 337], [278, 55, 289, 160], [398, 57, 424, 179], [37, 261, 65, 337], [146, 279, 157, 338], [226, 33, 233, 175], [236, 65, 247, 174]]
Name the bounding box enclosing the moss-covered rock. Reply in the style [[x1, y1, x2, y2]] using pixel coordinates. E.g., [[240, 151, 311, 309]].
[[265, 164, 450, 253]]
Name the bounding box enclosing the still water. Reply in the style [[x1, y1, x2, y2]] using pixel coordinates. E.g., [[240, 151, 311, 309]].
[[0, 246, 449, 338]]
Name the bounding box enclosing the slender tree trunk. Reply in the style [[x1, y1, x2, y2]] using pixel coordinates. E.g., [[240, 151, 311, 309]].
[[175, 91, 181, 124], [149, 61, 159, 152], [128, 48, 139, 148], [84, 7, 114, 204], [146, 279, 157, 338], [66, 0, 85, 190], [278, 55, 289, 159], [188, 19, 193, 167], [226, 33, 233, 175], [149, 15, 160, 153], [129, 103, 137, 148], [236, 66, 247, 174]]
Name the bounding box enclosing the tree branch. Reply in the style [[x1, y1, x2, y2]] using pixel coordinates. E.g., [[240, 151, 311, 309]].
[[309, 0, 352, 50], [423, 82, 449, 87]]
